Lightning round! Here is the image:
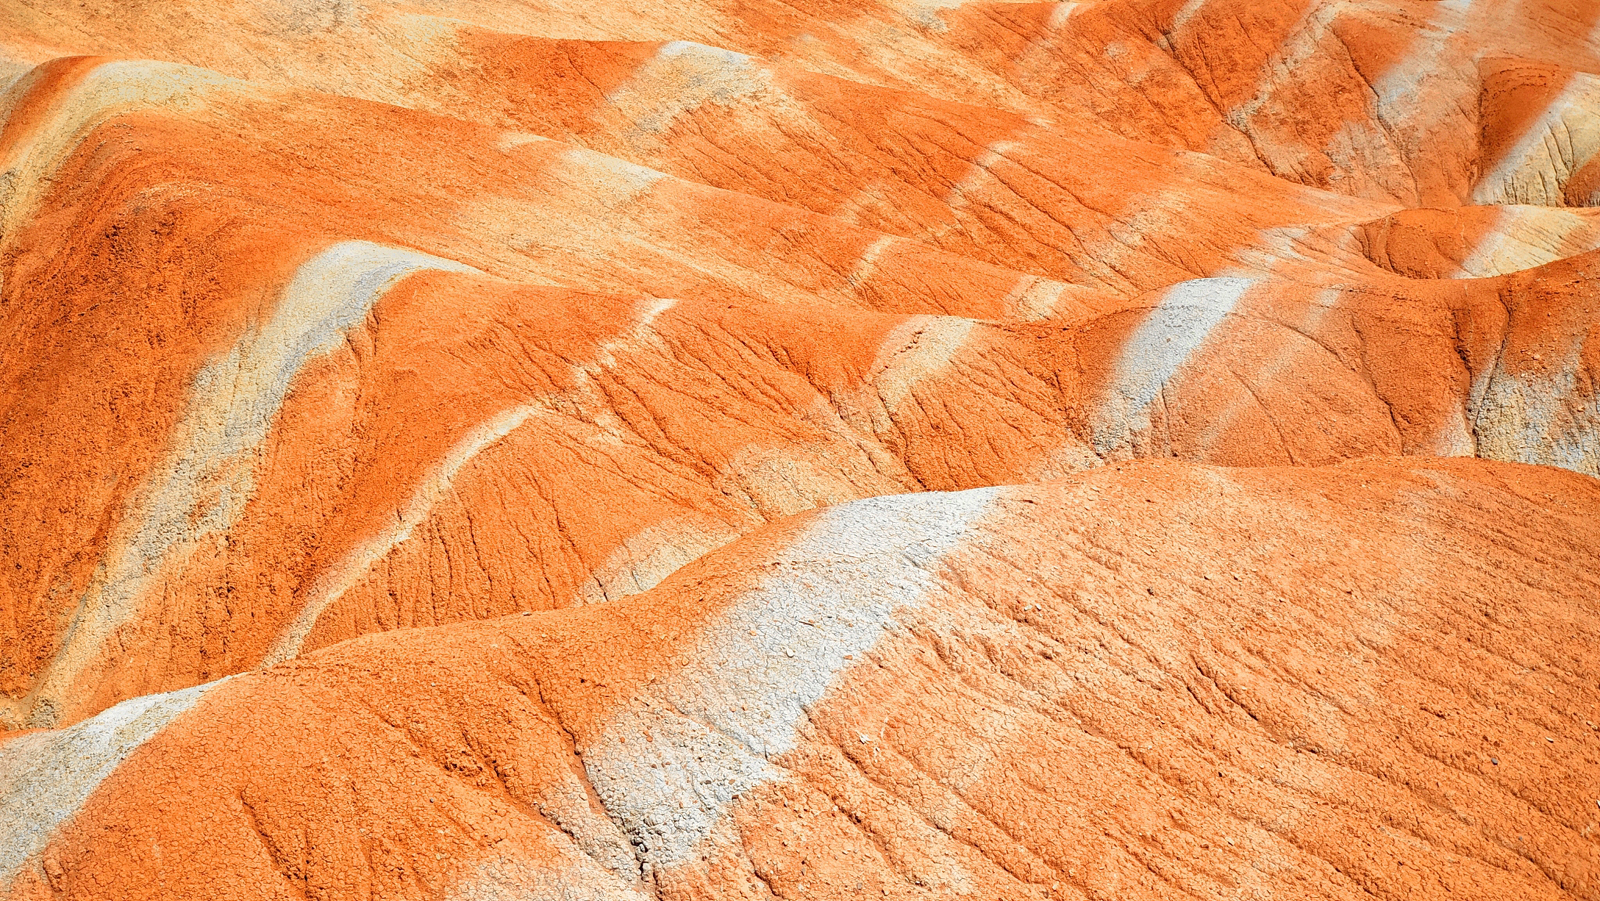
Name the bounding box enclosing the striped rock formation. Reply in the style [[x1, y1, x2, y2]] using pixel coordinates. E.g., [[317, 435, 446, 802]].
[[0, 0, 1597, 899], [4, 460, 1599, 900]]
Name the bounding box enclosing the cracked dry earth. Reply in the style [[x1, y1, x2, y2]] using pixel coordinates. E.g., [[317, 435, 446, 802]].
[[0, 0, 1598, 899]]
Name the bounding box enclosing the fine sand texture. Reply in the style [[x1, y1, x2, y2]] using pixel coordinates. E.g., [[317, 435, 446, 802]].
[[0, 1, 1598, 899]]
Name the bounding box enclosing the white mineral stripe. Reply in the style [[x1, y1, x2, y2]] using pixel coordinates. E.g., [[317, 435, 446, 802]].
[[262, 402, 538, 665], [0, 61, 232, 242], [1092, 276, 1255, 456], [24, 242, 474, 724], [581, 486, 1002, 866], [1471, 76, 1600, 206], [0, 680, 224, 886]]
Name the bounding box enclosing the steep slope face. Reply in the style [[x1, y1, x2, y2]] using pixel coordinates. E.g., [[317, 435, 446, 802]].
[[1358, 206, 1600, 278], [5, 160, 1598, 728], [0, 0, 1597, 897], [1, 45, 1598, 728], [3, 0, 1597, 207], [2, 458, 1598, 901]]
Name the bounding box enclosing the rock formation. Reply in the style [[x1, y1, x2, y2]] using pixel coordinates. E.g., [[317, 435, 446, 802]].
[[0, 1, 1596, 898]]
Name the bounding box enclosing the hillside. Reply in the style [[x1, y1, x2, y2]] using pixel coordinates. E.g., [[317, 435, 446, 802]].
[[0, 1, 1597, 899]]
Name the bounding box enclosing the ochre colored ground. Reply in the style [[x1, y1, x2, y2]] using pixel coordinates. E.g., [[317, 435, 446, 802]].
[[0, 1, 1597, 899]]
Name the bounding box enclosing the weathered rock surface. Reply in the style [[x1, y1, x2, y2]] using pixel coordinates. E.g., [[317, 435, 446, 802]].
[[0, 1, 1597, 898], [6, 460, 1600, 901]]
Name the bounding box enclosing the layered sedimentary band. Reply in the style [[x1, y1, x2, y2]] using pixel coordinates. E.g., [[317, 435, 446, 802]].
[[0, 1, 1597, 898], [4, 460, 1598, 900]]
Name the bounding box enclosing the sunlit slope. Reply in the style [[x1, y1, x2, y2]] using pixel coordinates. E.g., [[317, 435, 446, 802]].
[[0, 2, 1597, 898], [4, 459, 1598, 900]]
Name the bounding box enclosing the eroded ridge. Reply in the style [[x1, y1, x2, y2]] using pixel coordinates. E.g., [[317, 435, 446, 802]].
[[2, 459, 1597, 900], [0, 1, 1598, 898]]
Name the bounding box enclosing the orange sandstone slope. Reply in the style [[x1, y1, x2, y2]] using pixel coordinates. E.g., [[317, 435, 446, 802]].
[[0, 0, 1597, 898], [4, 460, 1600, 900]]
